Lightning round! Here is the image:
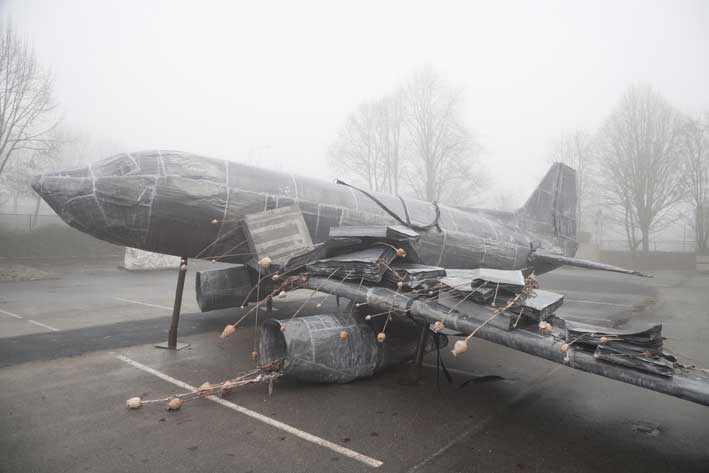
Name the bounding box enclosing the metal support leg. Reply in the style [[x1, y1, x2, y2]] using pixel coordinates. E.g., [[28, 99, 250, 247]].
[[413, 322, 429, 381], [401, 322, 429, 384], [156, 257, 190, 350]]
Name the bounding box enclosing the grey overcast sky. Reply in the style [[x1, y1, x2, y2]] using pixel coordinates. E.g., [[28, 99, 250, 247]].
[[3, 0, 708, 205]]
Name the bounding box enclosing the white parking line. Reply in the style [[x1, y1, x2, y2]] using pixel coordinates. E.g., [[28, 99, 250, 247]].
[[566, 299, 634, 308], [112, 297, 173, 311], [0, 308, 24, 319], [111, 353, 383, 468], [0, 308, 60, 331], [113, 296, 280, 312], [27, 319, 60, 332]]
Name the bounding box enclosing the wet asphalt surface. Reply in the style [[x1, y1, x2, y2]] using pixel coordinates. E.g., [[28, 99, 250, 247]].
[[1, 257, 708, 473]]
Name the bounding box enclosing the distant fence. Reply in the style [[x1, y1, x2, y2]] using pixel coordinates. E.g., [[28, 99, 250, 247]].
[[0, 213, 66, 232]]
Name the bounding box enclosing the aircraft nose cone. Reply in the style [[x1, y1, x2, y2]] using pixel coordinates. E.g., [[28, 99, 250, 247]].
[[31, 169, 97, 232]]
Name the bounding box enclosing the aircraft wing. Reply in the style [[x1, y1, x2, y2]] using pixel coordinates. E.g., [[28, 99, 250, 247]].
[[305, 273, 709, 407]]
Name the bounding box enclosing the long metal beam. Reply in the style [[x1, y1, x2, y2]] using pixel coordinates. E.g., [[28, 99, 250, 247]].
[[307, 277, 709, 407]]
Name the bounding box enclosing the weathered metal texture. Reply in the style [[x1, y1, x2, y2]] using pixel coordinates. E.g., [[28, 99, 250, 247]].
[[306, 276, 709, 407], [32, 150, 578, 272], [306, 246, 397, 282], [195, 265, 253, 312], [515, 161, 578, 257], [259, 312, 447, 383], [243, 205, 314, 266]]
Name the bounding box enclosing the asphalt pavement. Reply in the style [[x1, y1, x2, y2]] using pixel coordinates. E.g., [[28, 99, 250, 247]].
[[1, 257, 708, 473]]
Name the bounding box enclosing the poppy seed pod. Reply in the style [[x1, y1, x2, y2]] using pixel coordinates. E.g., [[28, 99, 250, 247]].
[[126, 397, 143, 409], [600, 336, 609, 344], [452, 339, 468, 356], [278, 290, 287, 298], [395, 248, 407, 258], [339, 330, 348, 341], [560, 343, 570, 353], [272, 273, 280, 281], [432, 321, 445, 333], [376, 332, 386, 343], [538, 321, 553, 335], [167, 397, 183, 411], [220, 324, 236, 338], [257, 257, 272, 269]]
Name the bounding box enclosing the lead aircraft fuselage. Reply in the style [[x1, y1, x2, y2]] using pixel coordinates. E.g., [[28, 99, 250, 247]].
[[32, 150, 576, 271]]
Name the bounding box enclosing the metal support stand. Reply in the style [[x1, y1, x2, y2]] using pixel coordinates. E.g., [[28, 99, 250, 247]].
[[156, 257, 190, 350], [403, 322, 429, 383]]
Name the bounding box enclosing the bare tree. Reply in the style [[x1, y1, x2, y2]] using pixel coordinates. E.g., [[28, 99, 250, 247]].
[[548, 130, 595, 230], [0, 24, 56, 177], [597, 85, 685, 253], [404, 67, 480, 204], [681, 113, 709, 252], [328, 92, 405, 193]]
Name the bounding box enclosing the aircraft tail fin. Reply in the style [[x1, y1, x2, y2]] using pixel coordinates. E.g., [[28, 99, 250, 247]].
[[516, 163, 577, 256]]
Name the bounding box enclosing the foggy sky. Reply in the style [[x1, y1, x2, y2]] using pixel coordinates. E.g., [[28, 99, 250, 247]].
[[3, 0, 708, 206]]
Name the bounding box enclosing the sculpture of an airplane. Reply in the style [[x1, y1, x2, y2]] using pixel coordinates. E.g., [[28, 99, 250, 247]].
[[32, 150, 709, 408]]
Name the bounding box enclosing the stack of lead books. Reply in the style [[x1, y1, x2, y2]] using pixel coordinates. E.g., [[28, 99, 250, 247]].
[[564, 320, 673, 377], [507, 289, 564, 321], [327, 225, 421, 261], [384, 263, 446, 289], [306, 245, 398, 282]]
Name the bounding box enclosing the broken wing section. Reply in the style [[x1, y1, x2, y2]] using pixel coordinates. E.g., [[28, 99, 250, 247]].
[[304, 273, 709, 407]]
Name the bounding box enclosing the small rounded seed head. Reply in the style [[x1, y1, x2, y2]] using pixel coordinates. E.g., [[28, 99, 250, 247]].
[[251, 351, 258, 361], [126, 397, 143, 409], [560, 343, 570, 353], [452, 340, 468, 356], [376, 332, 386, 343], [600, 336, 609, 344], [220, 324, 236, 338], [257, 257, 272, 269], [395, 248, 407, 258], [339, 330, 348, 341], [278, 290, 287, 298], [167, 397, 183, 411]]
